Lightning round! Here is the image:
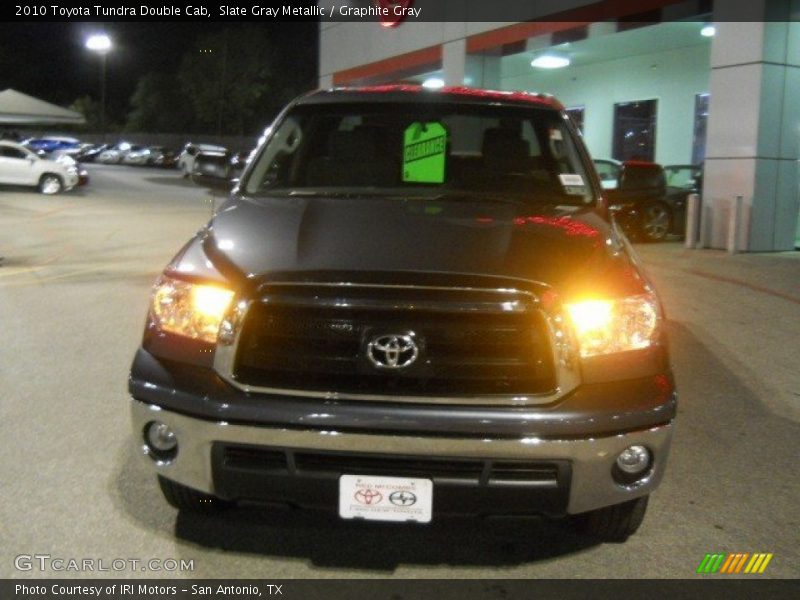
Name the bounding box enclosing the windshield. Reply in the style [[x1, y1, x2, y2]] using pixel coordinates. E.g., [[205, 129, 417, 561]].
[[243, 102, 596, 206]]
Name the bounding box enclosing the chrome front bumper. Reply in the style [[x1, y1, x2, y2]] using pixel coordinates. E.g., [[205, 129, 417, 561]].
[[131, 399, 673, 515]]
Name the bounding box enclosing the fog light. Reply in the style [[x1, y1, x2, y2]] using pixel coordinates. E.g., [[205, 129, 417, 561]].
[[616, 445, 650, 474], [145, 421, 178, 460]]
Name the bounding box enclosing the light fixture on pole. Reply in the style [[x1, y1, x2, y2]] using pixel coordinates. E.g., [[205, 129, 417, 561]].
[[85, 34, 112, 142]]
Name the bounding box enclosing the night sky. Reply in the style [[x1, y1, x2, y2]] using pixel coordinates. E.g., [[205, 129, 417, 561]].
[[0, 22, 319, 116]]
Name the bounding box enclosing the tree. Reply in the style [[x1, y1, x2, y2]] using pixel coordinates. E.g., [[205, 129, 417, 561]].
[[0, 43, 10, 80], [177, 26, 308, 135], [69, 96, 105, 131], [126, 72, 190, 133]]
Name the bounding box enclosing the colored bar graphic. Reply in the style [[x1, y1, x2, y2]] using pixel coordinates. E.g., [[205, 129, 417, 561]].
[[758, 554, 773, 573], [721, 553, 749, 573], [734, 553, 749, 573], [697, 554, 711, 573], [710, 553, 725, 573], [700, 553, 773, 574], [719, 554, 736, 573], [697, 553, 726, 573], [696, 554, 712, 573], [745, 554, 760, 573]]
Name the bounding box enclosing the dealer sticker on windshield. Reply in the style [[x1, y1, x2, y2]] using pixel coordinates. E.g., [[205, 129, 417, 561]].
[[403, 122, 447, 184], [339, 474, 433, 523], [558, 173, 587, 196], [559, 173, 584, 187]]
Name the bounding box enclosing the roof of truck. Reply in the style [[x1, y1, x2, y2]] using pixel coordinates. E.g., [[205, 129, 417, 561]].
[[300, 84, 564, 110]]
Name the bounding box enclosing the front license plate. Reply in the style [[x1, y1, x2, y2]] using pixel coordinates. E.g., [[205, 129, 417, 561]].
[[339, 474, 433, 523]]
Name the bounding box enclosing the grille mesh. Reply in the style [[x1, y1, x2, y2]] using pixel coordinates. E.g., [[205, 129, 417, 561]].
[[220, 444, 563, 486], [233, 286, 555, 397]]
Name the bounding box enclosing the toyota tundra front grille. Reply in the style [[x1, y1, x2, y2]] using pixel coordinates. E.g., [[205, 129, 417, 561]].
[[231, 284, 556, 399]]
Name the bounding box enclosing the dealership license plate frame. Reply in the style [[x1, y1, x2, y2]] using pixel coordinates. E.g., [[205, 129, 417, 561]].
[[339, 474, 433, 523]]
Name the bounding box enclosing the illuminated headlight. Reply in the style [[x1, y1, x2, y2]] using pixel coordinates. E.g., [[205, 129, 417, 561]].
[[150, 276, 234, 343], [565, 293, 659, 358]]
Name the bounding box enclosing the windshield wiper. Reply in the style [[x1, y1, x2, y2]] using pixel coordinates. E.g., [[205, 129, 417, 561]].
[[246, 189, 374, 199], [288, 190, 410, 200], [248, 188, 587, 206], [289, 190, 529, 204]]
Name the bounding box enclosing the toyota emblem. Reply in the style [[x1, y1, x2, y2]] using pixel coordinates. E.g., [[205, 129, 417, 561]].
[[354, 488, 383, 505], [367, 334, 419, 369]]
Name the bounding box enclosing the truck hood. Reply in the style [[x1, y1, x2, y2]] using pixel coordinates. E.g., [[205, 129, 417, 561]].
[[185, 193, 644, 297]]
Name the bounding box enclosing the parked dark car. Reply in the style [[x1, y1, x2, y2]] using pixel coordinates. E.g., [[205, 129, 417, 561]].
[[147, 146, 178, 169], [594, 159, 692, 242], [130, 86, 676, 542], [76, 143, 110, 163]]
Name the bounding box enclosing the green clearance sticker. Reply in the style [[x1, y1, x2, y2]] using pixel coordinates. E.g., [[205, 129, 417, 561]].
[[403, 122, 447, 184]]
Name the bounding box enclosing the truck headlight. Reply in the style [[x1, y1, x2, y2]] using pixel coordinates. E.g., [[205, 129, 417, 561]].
[[565, 293, 659, 358], [150, 276, 234, 343]]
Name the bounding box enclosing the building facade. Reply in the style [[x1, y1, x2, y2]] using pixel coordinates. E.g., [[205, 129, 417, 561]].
[[319, 0, 800, 251]]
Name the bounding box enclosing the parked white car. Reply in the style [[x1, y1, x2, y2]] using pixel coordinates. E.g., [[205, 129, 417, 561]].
[[177, 143, 227, 177], [96, 142, 142, 164], [0, 140, 79, 194], [121, 147, 153, 166], [95, 148, 124, 164]]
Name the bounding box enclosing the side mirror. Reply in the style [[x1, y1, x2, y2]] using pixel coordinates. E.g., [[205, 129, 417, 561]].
[[190, 153, 234, 191]]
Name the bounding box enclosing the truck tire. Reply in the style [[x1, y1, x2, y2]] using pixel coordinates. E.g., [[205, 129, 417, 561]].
[[157, 476, 230, 513], [577, 495, 649, 542], [639, 202, 672, 242], [38, 174, 63, 195]]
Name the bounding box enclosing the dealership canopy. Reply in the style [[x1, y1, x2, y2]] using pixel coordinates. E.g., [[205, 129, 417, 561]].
[[0, 89, 85, 125]]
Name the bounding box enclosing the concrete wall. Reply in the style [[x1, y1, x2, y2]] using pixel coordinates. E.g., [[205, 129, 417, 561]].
[[703, 16, 800, 251], [319, 15, 711, 167], [500, 43, 711, 165]]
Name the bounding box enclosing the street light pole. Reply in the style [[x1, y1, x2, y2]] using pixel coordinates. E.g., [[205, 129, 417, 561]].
[[85, 34, 112, 142], [100, 51, 107, 142]]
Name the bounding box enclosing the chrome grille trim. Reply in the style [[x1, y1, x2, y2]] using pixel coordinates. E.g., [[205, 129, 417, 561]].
[[213, 281, 579, 406], [258, 294, 530, 314]]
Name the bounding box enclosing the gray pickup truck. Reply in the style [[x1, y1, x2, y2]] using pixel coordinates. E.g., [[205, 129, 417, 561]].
[[129, 85, 676, 542]]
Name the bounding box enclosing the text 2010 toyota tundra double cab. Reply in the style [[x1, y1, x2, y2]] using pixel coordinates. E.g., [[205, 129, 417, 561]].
[[129, 85, 676, 541]]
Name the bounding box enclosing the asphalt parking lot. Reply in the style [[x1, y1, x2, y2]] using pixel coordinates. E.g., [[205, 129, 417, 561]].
[[1, 164, 798, 579]]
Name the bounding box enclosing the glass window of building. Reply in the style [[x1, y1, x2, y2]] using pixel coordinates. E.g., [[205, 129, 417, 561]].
[[612, 99, 657, 162], [692, 93, 709, 165]]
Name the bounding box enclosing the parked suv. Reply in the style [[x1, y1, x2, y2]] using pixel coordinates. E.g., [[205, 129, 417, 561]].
[[177, 142, 228, 177], [130, 86, 676, 541], [0, 140, 79, 194], [594, 159, 695, 242]]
